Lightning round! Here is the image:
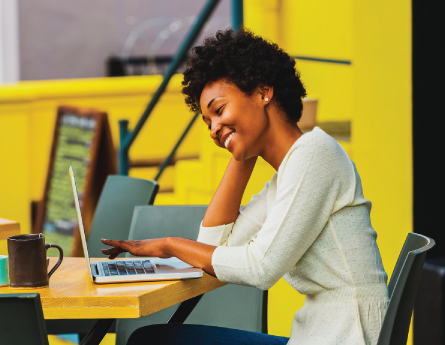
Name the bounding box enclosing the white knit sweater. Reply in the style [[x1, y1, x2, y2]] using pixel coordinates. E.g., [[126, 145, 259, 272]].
[[197, 127, 389, 345]]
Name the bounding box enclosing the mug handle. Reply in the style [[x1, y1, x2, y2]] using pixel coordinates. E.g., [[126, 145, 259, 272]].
[[45, 243, 64, 279]]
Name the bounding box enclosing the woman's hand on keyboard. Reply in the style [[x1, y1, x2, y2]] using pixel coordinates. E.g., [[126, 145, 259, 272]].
[[101, 238, 172, 260], [101, 237, 217, 276]]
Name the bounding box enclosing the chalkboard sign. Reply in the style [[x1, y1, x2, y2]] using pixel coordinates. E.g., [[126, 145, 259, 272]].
[[34, 106, 116, 256]]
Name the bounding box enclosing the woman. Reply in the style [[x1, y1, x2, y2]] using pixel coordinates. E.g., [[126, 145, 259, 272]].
[[102, 28, 389, 345]]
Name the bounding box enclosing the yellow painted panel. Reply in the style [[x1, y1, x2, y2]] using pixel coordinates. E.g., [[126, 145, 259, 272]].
[[0, 113, 31, 252], [352, 0, 412, 343], [352, 0, 412, 283], [268, 278, 305, 337], [154, 192, 183, 206], [281, 0, 353, 60], [129, 166, 175, 192], [244, 0, 282, 44], [243, 0, 355, 124]]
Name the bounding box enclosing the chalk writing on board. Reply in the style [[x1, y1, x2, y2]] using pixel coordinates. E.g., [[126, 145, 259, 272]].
[[42, 113, 97, 254]]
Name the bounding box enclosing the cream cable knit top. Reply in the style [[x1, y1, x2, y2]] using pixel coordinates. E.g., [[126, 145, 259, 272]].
[[197, 127, 389, 345]]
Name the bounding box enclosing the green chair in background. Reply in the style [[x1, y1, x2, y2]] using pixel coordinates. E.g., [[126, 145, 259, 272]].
[[115, 205, 267, 345], [0, 293, 49, 345], [46, 175, 159, 340], [377, 232, 435, 345], [86, 175, 159, 257]]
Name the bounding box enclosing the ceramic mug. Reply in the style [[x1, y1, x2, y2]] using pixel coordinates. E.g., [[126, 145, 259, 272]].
[[0, 255, 8, 286], [7, 233, 63, 288]]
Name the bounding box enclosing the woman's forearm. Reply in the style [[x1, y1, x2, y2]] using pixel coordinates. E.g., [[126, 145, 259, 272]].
[[202, 156, 257, 227], [164, 237, 216, 276], [102, 237, 217, 276]]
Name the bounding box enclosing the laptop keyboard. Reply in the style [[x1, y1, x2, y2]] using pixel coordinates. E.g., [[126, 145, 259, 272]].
[[101, 260, 155, 276]]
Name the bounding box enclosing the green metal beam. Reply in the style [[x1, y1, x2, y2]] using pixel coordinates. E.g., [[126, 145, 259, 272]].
[[232, 0, 243, 31], [119, 0, 220, 175]]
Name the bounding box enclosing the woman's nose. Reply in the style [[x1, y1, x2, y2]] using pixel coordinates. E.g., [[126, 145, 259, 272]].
[[210, 124, 221, 140]]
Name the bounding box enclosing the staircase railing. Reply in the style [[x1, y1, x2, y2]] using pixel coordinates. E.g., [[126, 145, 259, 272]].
[[118, 0, 221, 176]]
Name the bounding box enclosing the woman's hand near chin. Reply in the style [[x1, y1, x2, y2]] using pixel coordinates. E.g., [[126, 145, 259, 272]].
[[101, 237, 217, 277], [101, 238, 171, 259]]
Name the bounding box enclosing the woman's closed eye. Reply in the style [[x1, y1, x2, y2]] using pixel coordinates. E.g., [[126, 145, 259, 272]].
[[215, 103, 227, 115]]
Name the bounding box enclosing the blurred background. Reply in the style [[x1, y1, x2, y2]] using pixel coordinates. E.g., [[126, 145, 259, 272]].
[[0, 0, 442, 344], [15, 0, 232, 80]]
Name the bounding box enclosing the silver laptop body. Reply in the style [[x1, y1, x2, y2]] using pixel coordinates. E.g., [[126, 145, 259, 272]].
[[69, 166, 203, 284]]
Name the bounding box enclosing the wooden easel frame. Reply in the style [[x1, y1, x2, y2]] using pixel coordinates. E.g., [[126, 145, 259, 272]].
[[34, 106, 116, 256]]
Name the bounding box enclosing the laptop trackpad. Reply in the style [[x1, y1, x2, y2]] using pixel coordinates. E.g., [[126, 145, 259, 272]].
[[152, 257, 194, 273]]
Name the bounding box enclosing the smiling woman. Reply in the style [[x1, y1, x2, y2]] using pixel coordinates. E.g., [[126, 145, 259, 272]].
[[103, 28, 389, 345]]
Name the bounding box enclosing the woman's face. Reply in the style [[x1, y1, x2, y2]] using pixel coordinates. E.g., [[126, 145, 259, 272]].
[[200, 79, 270, 161]]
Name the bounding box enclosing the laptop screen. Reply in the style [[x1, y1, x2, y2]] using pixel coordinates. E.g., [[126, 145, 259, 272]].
[[69, 166, 93, 280]]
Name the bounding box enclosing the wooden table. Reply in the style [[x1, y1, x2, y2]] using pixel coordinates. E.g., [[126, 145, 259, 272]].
[[0, 218, 20, 240], [0, 257, 224, 344]]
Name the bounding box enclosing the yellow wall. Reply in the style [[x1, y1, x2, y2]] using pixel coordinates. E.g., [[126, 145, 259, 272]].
[[352, 0, 413, 341], [0, 109, 31, 255], [352, 0, 412, 280]]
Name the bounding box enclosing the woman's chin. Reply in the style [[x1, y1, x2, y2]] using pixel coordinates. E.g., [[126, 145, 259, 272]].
[[232, 151, 252, 162]]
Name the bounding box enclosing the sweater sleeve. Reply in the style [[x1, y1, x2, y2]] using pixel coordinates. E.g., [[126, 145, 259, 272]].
[[196, 177, 273, 246], [212, 134, 355, 290]]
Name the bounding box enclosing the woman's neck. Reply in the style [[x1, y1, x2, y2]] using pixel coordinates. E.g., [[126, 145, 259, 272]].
[[259, 116, 303, 171]]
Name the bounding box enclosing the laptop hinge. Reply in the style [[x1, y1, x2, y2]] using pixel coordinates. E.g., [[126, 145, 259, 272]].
[[91, 263, 100, 277]]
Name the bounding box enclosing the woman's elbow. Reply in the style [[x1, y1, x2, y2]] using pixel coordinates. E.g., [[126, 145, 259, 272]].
[[250, 269, 279, 290], [256, 279, 276, 290]]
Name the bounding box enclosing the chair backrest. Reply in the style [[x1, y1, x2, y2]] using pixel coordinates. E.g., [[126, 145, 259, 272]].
[[87, 175, 159, 257], [115, 205, 266, 345], [0, 293, 49, 345], [378, 233, 435, 345]]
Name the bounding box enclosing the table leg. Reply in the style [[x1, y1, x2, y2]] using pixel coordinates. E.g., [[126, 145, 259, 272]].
[[166, 294, 203, 324], [80, 319, 116, 345]]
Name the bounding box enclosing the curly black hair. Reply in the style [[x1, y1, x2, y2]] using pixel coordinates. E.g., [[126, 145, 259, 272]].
[[182, 28, 307, 123]]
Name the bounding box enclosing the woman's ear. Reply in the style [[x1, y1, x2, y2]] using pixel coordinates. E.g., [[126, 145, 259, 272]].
[[258, 84, 274, 104]]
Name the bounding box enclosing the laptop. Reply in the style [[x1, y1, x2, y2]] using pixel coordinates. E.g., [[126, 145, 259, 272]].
[[69, 166, 203, 284]]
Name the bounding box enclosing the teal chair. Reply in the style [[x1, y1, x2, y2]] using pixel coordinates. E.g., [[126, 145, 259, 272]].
[[115, 205, 267, 345], [0, 293, 49, 345], [46, 175, 159, 340], [377, 232, 435, 345], [86, 175, 159, 257]]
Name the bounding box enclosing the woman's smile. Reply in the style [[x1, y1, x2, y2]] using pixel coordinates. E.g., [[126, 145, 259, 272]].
[[223, 131, 235, 149], [200, 80, 272, 161]]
